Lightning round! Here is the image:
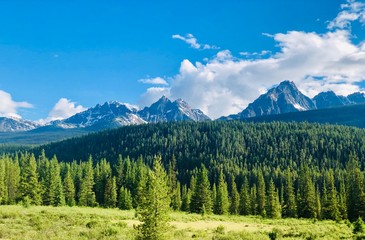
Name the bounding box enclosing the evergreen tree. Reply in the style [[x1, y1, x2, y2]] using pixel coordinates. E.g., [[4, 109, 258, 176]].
[[282, 169, 296, 218], [266, 179, 281, 218], [214, 170, 229, 215], [167, 154, 181, 210], [322, 171, 340, 220], [118, 186, 133, 210], [0, 158, 7, 204], [37, 150, 50, 205], [181, 185, 190, 212], [5, 156, 20, 204], [136, 157, 170, 240], [338, 177, 347, 219], [78, 157, 97, 207], [48, 156, 65, 206], [104, 176, 117, 208], [346, 154, 365, 221], [190, 165, 212, 214], [297, 164, 316, 218], [257, 170, 266, 217], [239, 177, 251, 215], [229, 178, 240, 215], [133, 157, 147, 208], [250, 184, 257, 215], [63, 165, 76, 206], [19, 153, 42, 205]]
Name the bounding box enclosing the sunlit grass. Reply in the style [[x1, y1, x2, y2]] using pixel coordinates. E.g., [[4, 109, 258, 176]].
[[0, 205, 356, 239]]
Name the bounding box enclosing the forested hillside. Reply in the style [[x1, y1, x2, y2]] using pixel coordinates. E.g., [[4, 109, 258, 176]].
[[0, 121, 360, 221]]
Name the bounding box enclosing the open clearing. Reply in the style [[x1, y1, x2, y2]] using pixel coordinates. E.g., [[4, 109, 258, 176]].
[[0, 205, 357, 239]]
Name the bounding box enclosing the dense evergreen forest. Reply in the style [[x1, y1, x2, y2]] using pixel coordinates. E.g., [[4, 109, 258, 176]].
[[2, 121, 365, 221]]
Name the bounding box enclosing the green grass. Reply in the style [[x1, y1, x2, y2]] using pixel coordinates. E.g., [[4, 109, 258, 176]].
[[0, 205, 357, 239]]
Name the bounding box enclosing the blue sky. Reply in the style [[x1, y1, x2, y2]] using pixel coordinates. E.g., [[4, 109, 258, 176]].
[[1, 0, 365, 120]]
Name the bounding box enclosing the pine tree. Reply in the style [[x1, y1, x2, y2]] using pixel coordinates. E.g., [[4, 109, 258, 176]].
[[346, 154, 365, 221], [322, 171, 340, 220], [5, 156, 20, 204], [104, 176, 117, 208], [297, 164, 316, 218], [239, 177, 251, 215], [136, 156, 170, 240], [48, 156, 65, 206], [266, 179, 281, 218], [63, 165, 76, 206], [190, 165, 212, 214], [282, 169, 297, 218], [181, 185, 190, 212], [0, 158, 7, 204], [338, 177, 347, 219], [94, 159, 112, 206], [167, 154, 181, 210], [133, 158, 147, 208], [214, 170, 229, 215], [257, 170, 266, 217], [229, 178, 240, 215], [250, 184, 257, 215], [78, 157, 97, 207], [19, 153, 42, 205], [118, 186, 133, 210], [37, 150, 50, 205]]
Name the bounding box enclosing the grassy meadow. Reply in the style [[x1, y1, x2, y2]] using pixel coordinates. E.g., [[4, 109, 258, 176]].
[[0, 205, 359, 240]]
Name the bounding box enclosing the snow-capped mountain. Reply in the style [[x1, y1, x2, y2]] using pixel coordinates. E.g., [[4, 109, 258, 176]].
[[312, 91, 351, 109], [0, 117, 40, 132], [138, 96, 210, 123], [49, 97, 209, 131], [51, 101, 146, 130], [223, 80, 315, 120]]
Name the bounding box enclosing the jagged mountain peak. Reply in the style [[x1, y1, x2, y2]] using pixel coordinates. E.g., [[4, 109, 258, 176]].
[[237, 80, 315, 119], [0, 117, 40, 132]]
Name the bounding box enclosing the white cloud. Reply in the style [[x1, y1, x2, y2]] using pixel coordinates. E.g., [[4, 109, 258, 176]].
[[141, 1, 365, 119], [0, 90, 33, 119], [172, 33, 220, 50], [328, 0, 365, 29], [46, 98, 86, 122], [139, 87, 170, 107], [138, 77, 168, 85]]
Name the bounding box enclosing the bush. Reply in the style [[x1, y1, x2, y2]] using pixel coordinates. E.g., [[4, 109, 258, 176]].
[[354, 217, 365, 234], [268, 228, 282, 240]]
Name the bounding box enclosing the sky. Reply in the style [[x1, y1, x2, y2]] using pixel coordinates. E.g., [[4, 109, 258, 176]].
[[1, 0, 365, 120]]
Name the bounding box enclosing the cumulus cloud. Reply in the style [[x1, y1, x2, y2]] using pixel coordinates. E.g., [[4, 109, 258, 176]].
[[141, 1, 365, 119], [0, 90, 33, 118], [172, 33, 220, 50], [138, 77, 168, 85], [139, 87, 170, 107], [46, 98, 86, 122]]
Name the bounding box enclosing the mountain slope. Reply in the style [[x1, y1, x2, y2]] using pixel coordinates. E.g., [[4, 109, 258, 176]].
[[242, 103, 365, 128], [52, 101, 145, 130], [222, 80, 316, 120], [0, 117, 40, 132], [312, 91, 350, 109], [138, 96, 210, 123]]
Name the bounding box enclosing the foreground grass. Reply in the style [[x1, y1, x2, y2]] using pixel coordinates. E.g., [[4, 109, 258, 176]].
[[0, 205, 356, 240]]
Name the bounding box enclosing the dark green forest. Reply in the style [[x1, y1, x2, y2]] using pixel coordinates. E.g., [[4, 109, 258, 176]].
[[2, 121, 365, 221]]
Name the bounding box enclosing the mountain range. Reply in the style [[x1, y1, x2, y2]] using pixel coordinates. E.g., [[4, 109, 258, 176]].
[[220, 80, 365, 120], [0, 96, 210, 133], [1, 80, 365, 144]]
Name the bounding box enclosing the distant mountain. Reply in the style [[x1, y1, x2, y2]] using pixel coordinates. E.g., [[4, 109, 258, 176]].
[[312, 91, 351, 109], [347, 92, 365, 104], [222, 81, 315, 120], [138, 96, 210, 123], [52, 101, 146, 130], [0, 117, 40, 132], [242, 103, 365, 128]]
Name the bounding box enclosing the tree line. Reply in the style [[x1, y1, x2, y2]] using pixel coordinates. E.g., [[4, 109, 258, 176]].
[[1, 148, 365, 221]]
